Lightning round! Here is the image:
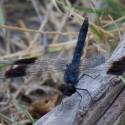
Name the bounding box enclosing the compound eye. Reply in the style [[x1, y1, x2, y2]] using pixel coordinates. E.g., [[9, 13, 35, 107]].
[[61, 84, 66, 92], [68, 85, 76, 93]]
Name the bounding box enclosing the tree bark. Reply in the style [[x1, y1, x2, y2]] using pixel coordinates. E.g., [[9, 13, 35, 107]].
[[34, 33, 125, 125]]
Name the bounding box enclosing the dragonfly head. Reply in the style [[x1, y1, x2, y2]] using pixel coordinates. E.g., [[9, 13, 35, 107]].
[[61, 84, 76, 96]]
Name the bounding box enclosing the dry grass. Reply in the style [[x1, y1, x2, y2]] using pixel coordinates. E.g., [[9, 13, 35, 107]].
[[0, 0, 125, 124]]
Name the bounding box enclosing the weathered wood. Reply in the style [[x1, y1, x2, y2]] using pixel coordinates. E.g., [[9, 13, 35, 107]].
[[34, 33, 125, 125]]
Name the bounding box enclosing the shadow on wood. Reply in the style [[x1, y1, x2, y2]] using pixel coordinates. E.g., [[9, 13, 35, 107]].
[[34, 33, 125, 125]]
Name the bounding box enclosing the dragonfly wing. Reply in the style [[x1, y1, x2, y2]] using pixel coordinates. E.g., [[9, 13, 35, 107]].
[[83, 52, 109, 60], [0, 53, 73, 65], [23, 52, 109, 76], [0, 52, 110, 79], [79, 66, 108, 74], [0, 61, 67, 79], [79, 52, 109, 70], [26, 61, 66, 74]]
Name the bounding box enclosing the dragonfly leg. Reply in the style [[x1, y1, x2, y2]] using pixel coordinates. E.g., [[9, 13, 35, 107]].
[[76, 91, 82, 106], [76, 88, 94, 102], [78, 73, 99, 82]]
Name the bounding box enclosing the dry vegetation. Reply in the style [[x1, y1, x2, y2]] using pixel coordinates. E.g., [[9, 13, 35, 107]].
[[0, 0, 125, 125]]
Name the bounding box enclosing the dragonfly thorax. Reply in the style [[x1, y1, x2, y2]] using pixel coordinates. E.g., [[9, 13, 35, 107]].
[[61, 84, 76, 96], [64, 63, 79, 84]]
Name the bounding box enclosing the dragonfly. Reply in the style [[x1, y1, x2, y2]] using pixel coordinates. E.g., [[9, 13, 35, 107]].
[[0, 17, 109, 100]]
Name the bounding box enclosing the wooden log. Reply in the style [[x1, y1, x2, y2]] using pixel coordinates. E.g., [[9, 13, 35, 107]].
[[34, 33, 125, 125]]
